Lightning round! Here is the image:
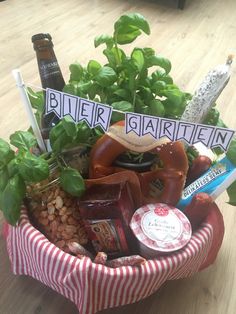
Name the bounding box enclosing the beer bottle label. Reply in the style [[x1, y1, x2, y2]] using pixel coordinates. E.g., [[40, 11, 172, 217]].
[[39, 60, 61, 79]]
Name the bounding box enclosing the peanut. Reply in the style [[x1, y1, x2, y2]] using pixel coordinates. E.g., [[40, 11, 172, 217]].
[[55, 240, 66, 249], [61, 231, 73, 240], [55, 196, 63, 209], [65, 225, 77, 235], [61, 215, 68, 224], [67, 216, 77, 225], [47, 203, 55, 215], [59, 206, 67, 216], [48, 214, 55, 221], [40, 210, 48, 218], [38, 218, 49, 226]]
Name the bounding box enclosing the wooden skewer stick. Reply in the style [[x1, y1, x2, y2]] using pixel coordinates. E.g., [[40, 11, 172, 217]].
[[12, 69, 47, 152]]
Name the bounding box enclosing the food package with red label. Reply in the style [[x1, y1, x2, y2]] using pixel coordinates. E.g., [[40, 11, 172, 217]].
[[78, 182, 138, 257]]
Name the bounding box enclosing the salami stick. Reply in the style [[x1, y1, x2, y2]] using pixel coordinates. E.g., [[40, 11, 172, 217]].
[[68, 242, 94, 259], [106, 255, 147, 268], [184, 193, 213, 231], [94, 252, 108, 265], [181, 56, 233, 124]]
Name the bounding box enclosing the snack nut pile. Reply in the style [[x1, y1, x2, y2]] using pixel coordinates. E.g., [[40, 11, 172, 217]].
[[27, 184, 88, 253]]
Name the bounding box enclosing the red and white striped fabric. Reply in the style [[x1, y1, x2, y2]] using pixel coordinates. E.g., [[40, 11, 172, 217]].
[[3, 204, 224, 314]]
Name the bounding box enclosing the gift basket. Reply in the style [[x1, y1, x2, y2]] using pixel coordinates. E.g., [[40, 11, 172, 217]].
[[1, 13, 236, 314]]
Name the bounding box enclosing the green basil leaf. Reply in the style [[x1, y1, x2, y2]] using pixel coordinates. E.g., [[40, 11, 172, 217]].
[[113, 89, 131, 100], [151, 81, 167, 93], [63, 83, 79, 96], [159, 75, 173, 85], [227, 180, 236, 206], [27, 87, 44, 112], [78, 82, 93, 94], [7, 159, 19, 177], [161, 87, 185, 107], [116, 28, 141, 45], [147, 55, 172, 74], [69, 62, 84, 81], [142, 47, 155, 58], [139, 87, 154, 103], [122, 58, 138, 75], [0, 191, 3, 211], [214, 119, 236, 164], [226, 138, 236, 166], [111, 101, 134, 122], [139, 68, 149, 81], [137, 105, 149, 115], [135, 96, 146, 113], [0, 139, 15, 169], [18, 152, 49, 183], [2, 174, 26, 225], [75, 122, 92, 143], [88, 83, 100, 99], [0, 167, 9, 191], [151, 69, 174, 85], [114, 13, 150, 45], [64, 82, 87, 98], [216, 118, 227, 128], [149, 99, 165, 117], [94, 34, 114, 49], [87, 60, 102, 76], [103, 47, 126, 68], [49, 121, 72, 153], [10, 131, 37, 151], [203, 108, 220, 126], [162, 98, 185, 118], [151, 69, 166, 81], [89, 126, 105, 145], [94, 66, 117, 87], [60, 167, 85, 197], [61, 116, 77, 137], [131, 48, 145, 72]]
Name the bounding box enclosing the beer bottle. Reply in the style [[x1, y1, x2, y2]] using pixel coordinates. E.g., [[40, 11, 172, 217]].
[[32, 33, 65, 140]]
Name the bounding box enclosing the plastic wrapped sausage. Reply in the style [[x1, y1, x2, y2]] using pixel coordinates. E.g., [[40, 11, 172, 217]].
[[183, 193, 213, 231], [94, 252, 108, 265], [106, 255, 147, 268], [67, 242, 94, 259]]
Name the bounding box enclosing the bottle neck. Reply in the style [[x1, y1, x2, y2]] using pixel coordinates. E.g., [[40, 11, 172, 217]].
[[34, 42, 65, 91]]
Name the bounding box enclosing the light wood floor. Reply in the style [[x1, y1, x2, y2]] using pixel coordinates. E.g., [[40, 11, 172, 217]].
[[1, 0, 236, 313]]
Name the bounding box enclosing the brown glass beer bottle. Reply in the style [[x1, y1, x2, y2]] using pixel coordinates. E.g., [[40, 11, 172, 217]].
[[32, 33, 65, 140]]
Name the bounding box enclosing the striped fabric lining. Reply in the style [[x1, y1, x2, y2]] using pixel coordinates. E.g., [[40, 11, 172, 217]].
[[5, 209, 214, 314]]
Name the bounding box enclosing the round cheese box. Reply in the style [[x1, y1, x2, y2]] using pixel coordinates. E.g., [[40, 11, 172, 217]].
[[130, 203, 192, 258]]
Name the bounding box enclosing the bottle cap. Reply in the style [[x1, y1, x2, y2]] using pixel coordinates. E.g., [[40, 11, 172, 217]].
[[31, 33, 52, 42]]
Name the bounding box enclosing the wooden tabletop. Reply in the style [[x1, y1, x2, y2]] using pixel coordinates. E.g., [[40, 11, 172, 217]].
[[1, 0, 236, 313]]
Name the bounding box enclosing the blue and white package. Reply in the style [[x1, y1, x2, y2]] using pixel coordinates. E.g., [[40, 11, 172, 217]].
[[177, 156, 236, 210]]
